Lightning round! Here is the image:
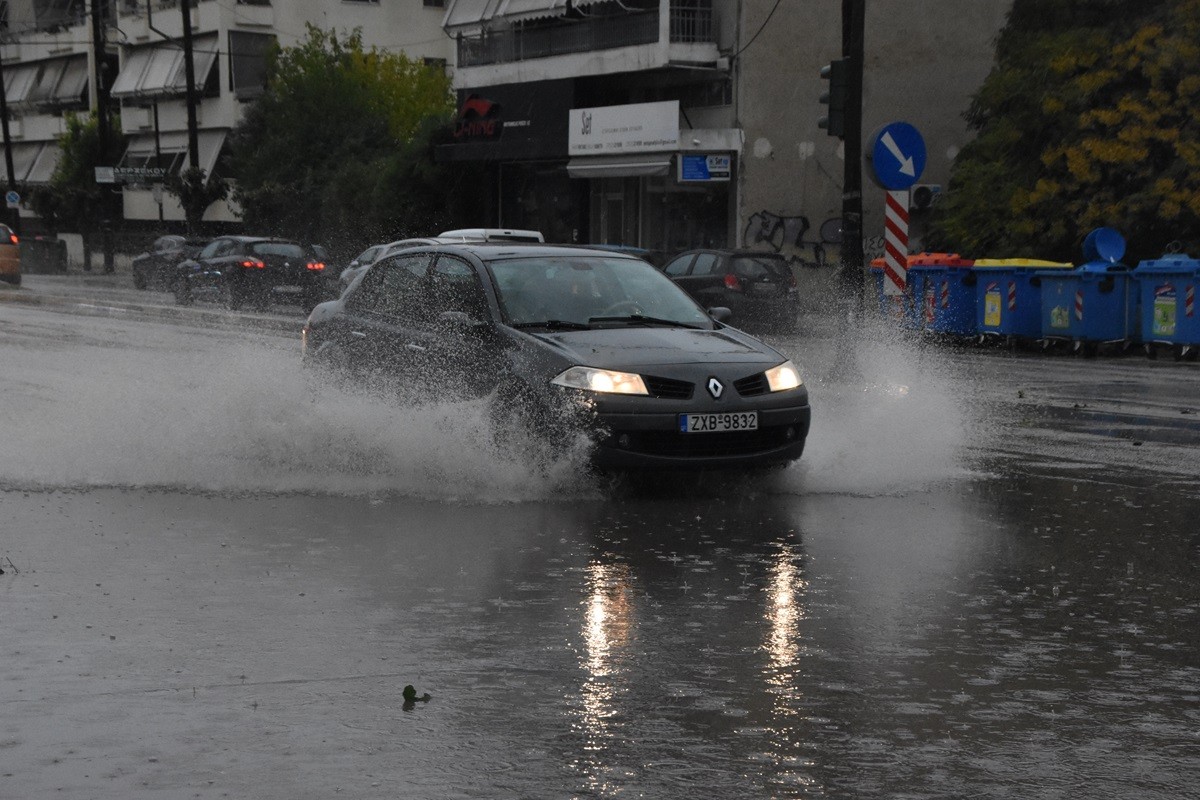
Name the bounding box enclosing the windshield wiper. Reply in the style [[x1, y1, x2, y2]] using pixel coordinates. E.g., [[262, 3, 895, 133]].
[[510, 319, 592, 331], [588, 314, 702, 329]]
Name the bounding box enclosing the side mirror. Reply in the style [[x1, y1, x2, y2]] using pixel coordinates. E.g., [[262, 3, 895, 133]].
[[438, 310, 489, 331], [708, 306, 732, 323]]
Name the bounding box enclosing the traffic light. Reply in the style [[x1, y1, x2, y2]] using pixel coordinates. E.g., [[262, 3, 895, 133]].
[[818, 58, 848, 139]]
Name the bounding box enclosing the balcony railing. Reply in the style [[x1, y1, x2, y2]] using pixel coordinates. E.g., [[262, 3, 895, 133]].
[[457, 1, 714, 68]]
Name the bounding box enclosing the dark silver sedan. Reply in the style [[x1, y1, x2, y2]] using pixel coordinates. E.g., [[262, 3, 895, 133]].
[[303, 244, 811, 470]]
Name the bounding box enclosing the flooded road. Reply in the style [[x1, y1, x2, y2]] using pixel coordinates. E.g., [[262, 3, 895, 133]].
[[2, 283, 1198, 798]]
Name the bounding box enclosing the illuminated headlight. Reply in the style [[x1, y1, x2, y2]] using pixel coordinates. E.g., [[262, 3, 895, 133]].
[[765, 360, 803, 392], [551, 366, 649, 396]]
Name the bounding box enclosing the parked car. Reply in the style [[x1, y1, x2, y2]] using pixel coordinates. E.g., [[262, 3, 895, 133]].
[[660, 249, 800, 333], [338, 230, 547, 293], [0, 224, 19, 286], [339, 238, 446, 293], [131, 235, 209, 290], [302, 243, 811, 471], [174, 236, 329, 311]]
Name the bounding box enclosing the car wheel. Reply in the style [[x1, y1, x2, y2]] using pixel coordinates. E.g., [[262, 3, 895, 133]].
[[174, 279, 193, 306], [488, 380, 585, 466]]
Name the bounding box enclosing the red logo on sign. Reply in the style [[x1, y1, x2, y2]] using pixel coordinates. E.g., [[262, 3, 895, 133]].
[[454, 94, 503, 141]]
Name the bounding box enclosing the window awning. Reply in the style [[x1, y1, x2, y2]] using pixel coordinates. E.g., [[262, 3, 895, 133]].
[[121, 129, 227, 177], [567, 153, 673, 179], [0, 142, 43, 183], [443, 0, 502, 31], [495, 0, 568, 24], [53, 57, 90, 105], [26, 143, 62, 184], [444, 0, 610, 29], [111, 37, 218, 100]]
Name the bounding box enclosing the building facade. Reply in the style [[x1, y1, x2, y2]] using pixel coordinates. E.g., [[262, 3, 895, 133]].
[[437, 0, 1013, 270], [3, 0, 1013, 270], [1, 0, 452, 229]]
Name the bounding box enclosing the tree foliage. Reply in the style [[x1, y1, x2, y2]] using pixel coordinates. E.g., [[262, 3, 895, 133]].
[[165, 166, 229, 236], [229, 25, 483, 257], [927, 0, 1200, 262], [27, 112, 124, 240]]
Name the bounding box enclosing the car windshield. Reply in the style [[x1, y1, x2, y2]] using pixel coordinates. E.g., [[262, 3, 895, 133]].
[[488, 255, 712, 329], [251, 242, 305, 258], [731, 255, 791, 281]]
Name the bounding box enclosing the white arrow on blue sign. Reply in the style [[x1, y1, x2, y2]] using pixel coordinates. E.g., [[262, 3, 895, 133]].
[[867, 121, 927, 191]]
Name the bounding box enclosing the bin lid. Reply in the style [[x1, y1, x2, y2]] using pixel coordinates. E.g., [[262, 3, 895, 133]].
[[1076, 259, 1130, 273], [1133, 253, 1200, 274], [907, 252, 974, 267], [1081, 227, 1126, 263], [972, 258, 1073, 269]]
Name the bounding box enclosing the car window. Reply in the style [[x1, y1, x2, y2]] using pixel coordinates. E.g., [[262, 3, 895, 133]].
[[488, 255, 711, 328], [691, 253, 721, 276], [198, 239, 228, 259], [251, 242, 305, 258], [155, 236, 179, 252], [731, 255, 790, 281], [662, 254, 694, 277], [429, 255, 487, 320], [352, 253, 433, 321]]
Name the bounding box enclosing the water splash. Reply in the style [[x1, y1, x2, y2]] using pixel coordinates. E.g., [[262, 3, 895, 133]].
[[0, 332, 596, 503]]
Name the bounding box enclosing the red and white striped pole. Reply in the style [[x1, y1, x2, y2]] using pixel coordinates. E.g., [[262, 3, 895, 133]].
[[883, 189, 909, 295]]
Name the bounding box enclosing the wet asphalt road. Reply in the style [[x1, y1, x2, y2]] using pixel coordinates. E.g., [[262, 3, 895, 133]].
[[1, 276, 1198, 799]]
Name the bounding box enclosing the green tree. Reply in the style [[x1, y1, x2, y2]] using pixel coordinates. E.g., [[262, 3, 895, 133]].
[[27, 112, 124, 270], [165, 166, 229, 236], [229, 25, 476, 256], [928, 0, 1200, 262]]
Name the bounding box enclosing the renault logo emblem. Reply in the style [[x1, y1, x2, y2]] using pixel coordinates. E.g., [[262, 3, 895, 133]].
[[706, 377, 724, 399]]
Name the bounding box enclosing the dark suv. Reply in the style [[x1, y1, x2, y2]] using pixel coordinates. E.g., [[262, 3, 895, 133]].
[[174, 236, 328, 311]]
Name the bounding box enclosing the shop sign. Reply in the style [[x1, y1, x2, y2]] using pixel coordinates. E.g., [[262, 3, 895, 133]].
[[568, 101, 679, 156], [453, 94, 503, 142], [678, 154, 731, 182]]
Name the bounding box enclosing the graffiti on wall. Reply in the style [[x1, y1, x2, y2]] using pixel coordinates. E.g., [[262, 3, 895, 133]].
[[743, 211, 828, 268]]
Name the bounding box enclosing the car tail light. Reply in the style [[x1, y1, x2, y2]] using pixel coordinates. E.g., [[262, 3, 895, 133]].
[[8, 234, 17, 245], [240, 259, 265, 269], [724, 273, 743, 292], [306, 261, 325, 271]]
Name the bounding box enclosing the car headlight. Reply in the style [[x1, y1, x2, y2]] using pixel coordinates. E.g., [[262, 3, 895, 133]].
[[551, 366, 649, 396], [764, 360, 803, 392]]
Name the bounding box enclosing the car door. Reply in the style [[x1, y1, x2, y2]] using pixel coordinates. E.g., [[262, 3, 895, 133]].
[[334, 252, 435, 389], [675, 251, 724, 305], [184, 237, 234, 294], [415, 253, 501, 398]]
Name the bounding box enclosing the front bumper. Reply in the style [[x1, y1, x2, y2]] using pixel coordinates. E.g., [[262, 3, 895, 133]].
[[590, 402, 811, 470]]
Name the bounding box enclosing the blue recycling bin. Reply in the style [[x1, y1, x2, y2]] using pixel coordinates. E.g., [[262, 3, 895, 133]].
[[868, 259, 914, 326], [1132, 254, 1200, 355], [973, 259, 1073, 340], [1039, 261, 1139, 347], [1038, 227, 1139, 350], [906, 254, 976, 335]]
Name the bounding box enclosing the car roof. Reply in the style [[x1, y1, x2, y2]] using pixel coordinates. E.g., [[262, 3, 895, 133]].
[[437, 228, 545, 243], [413, 242, 647, 261]]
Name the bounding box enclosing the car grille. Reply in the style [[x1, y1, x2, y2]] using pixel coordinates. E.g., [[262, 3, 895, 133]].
[[616, 425, 797, 458], [734, 373, 768, 397], [643, 375, 694, 400]]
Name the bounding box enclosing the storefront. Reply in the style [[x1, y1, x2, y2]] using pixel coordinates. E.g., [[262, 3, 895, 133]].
[[437, 90, 739, 250]]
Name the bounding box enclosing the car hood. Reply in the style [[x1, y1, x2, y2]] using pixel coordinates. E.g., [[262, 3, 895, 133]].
[[532, 326, 783, 369]]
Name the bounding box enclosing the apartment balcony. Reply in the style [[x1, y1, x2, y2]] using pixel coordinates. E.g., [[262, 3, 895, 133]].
[[448, 0, 721, 89]]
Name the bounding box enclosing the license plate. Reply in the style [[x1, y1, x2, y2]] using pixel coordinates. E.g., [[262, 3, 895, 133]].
[[678, 411, 758, 433]]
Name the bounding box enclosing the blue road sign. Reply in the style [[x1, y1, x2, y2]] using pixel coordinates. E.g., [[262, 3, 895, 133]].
[[4, 190, 20, 209], [868, 122, 927, 191]]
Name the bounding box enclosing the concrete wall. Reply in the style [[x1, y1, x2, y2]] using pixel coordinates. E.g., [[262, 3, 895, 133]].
[[735, 0, 1012, 297]]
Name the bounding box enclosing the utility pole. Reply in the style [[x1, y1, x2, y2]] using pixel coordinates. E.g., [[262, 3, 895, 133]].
[[0, 42, 22, 238], [91, 0, 114, 272], [838, 0, 865, 313], [181, 0, 200, 173]]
